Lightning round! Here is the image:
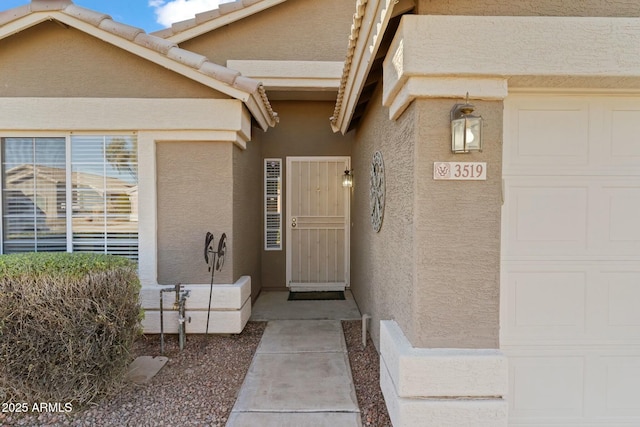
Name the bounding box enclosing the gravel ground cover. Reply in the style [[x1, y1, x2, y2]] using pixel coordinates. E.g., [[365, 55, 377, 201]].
[[342, 320, 392, 427], [3, 320, 391, 427], [1, 322, 266, 427]]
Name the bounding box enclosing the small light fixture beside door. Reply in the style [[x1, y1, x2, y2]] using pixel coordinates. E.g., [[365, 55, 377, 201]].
[[342, 169, 354, 188], [450, 93, 483, 153]]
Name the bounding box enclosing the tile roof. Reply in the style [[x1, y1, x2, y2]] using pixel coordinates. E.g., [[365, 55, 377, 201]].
[[330, 0, 367, 133], [151, 0, 286, 43], [0, 0, 278, 130]]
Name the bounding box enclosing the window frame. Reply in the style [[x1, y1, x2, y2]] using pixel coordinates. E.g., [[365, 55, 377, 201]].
[[264, 158, 282, 251], [1, 131, 138, 258]]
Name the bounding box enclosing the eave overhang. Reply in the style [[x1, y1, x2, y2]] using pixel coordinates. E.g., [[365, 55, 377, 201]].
[[330, 0, 414, 134]]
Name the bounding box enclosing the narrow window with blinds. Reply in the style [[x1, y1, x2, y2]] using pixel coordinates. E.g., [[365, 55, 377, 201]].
[[264, 158, 282, 250], [1, 135, 138, 260]]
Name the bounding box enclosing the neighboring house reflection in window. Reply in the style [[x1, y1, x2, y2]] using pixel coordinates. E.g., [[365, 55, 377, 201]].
[[1, 135, 138, 259]]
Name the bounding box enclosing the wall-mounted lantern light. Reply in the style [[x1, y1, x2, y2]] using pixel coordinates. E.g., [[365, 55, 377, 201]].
[[342, 169, 354, 188], [450, 93, 483, 153]]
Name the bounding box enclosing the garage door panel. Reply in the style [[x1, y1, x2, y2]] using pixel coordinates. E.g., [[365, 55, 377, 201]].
[[598, 356, 640, 416], [505, 97, 590, 168], [509, 270, 586, 328], [506, 96, 640, 174], [503, 263, 640, 345], [505, 182, 589, 256], [509, 356, 585, 418], [507, 350, 640, 425], [601, 271, 640, 331], [603, 98, 640, 167], [503, 265, 588, 343], [600, 186, 640, 249], [505, 178, 640, 257]]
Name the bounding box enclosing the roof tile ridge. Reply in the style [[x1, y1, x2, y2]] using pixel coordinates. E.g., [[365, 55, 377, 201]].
[[63, 4, 111, 27], [233, 74, 260, 93], [195, 9, 221, 25], [98, 18, 144, 41], [167, 46, 209, 70], [154, 0, 263, 39], [30, 0, 72, 12], [61, 3, 144, 42], [218, 0, 244, 15], [199, 61, 278, 124], [199, 62, 241, 86], [258, 84, 279, 124], [170, 17, 197, 34], [134, 32, 177, 55]]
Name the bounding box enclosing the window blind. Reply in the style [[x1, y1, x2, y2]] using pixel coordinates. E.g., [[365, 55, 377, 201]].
[[1, 135, 138, 260], [264, 158, 282, 250]]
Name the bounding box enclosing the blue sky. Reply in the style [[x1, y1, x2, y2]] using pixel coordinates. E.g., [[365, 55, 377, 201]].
[[1, 0, 231, 33]]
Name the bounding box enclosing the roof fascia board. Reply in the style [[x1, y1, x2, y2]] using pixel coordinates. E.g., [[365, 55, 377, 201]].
[[246, 92, 271, 131], [0, 12, 50, 39], [227, 60, 343, 91], [165, 0, 287, 44], [333, 0, 397, 134]]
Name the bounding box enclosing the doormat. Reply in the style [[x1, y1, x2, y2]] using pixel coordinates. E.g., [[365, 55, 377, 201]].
[[288, 291, 345, 301]]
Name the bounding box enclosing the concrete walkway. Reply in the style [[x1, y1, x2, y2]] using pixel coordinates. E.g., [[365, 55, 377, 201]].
[[227, 292, 362, 427]]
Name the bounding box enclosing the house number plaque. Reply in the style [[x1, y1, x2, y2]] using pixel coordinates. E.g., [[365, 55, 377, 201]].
[[433, 162, 487, 181]]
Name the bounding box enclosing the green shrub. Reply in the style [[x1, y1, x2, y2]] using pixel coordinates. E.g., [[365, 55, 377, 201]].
[[0, 252, 141, 406]]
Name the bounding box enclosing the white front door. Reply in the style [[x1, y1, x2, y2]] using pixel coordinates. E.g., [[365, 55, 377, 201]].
[[502, 94, 640, 426], [286, 157, 350, 291]]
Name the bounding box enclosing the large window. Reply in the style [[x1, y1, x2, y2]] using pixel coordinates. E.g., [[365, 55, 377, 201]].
[[1, 135, 138, 259]]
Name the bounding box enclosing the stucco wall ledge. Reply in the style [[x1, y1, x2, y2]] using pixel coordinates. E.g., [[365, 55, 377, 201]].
[[384, 76, 508, 120], [140, 276, 251, 334], [380, 320, 508, 398], [380, 320, 508, 426]]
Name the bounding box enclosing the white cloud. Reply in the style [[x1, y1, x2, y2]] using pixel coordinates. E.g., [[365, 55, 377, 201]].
[[149, 0, 233, 28]]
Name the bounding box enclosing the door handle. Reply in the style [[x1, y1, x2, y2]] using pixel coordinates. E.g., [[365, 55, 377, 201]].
[[291, 217, 297, 228]]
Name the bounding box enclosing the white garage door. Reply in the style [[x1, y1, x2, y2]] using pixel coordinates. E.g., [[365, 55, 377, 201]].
[[502, 94, 640, 426]]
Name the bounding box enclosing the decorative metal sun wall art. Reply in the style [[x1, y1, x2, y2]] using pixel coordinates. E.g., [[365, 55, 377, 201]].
[[369, 151, 385, 232]]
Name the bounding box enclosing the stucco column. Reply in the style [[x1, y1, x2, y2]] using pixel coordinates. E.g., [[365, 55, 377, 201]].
[[412, 98, 503, 349], [379, 96, 508, 427], [378, 15, 508, 427]]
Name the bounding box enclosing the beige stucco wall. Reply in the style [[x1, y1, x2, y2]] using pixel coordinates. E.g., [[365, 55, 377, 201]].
[[233, 133, 263, 301], [350, 86, 416, 348], [417, 0, 640, 16], [178, 0, 354, 63], [157, 141, 234, 285], [412, 98, 502, 349], [352, 86, 503, 349], [0, 21, 222, 98], [260, 101, 353, 290]]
